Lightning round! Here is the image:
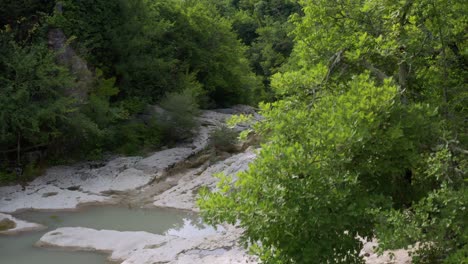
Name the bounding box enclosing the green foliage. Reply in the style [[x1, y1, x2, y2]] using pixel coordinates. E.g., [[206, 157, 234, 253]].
[[158, 89, 201, 142], [199, 0, 467, 263], [48, 0, 123, 73], [227, 114, 255, 141], [0, 218, 16, 231], [83, 70, 123, 127], [0, 171, 16, 184], [22, 162, 45, 180], [114, 120, 162, 155], [118, 97, 149, 117], [209, 126, 239, 153], [1, 0, 262, 173], [0, 0, 55, 42], [376, 146, 467, 263], [200, 74, 436, 263], [213, 0, 301, 100], [51, 0, 259, 106], [226, 114, 254, 128], [0, 31, 75, 162], [171, 0, 261, 106]]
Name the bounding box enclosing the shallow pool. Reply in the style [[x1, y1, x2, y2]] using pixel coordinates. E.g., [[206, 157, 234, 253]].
[[0, 206, 199, 264]]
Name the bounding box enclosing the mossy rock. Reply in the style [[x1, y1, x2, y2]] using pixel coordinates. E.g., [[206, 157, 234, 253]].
[[0, 218, 16, 231]]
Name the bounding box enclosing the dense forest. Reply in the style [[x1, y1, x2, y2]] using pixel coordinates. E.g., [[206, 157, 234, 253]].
[[1, 0, 466, 263]]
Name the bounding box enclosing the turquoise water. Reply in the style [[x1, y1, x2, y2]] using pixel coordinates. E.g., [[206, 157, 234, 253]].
[[0, 206, 198, 264]]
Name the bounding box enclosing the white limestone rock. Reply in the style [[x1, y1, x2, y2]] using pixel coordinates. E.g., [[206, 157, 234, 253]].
[[362, 239, 412, 264], [191, 126, 212, 153], [0, 157, 148, 213], [37, 227, 171, 262], [37, 156, 143, 194], [0, 184, 110, 214], [0, 147, 198, 213], [153, 149, 257, 211], [197, 110, 231, 127], [38, 222, 257, 264], [0, 107, 256, 214], [174, 248, 256, 264], [135, 148, 194, 174]]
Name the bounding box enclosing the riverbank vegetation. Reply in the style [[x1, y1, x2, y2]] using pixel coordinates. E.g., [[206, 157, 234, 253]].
[[1, 0, 283, 177], [1, 0, 466, 263]]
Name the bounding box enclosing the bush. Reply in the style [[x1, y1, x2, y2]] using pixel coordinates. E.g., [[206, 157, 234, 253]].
[[158, 89, 200, 142], [0, 171, 16, 184], [22, 162, 45, 180], [114, 120, 162, 155], [0, 218, 16, 231], [209, 126, 239, 153]]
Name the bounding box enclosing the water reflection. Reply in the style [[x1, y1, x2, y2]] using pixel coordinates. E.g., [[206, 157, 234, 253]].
[[165, 218, 224, 239]]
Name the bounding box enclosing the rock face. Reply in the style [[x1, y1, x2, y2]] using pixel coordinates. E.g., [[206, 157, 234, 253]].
[[0, 213, 44, 235]]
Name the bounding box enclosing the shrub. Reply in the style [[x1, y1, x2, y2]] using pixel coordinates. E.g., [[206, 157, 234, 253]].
[[114, 121, 162, 155], [209, 126, 239, 153], [0, 218, 16, 231], [158, 89, 200, 142], [0, 171, 16, 184]]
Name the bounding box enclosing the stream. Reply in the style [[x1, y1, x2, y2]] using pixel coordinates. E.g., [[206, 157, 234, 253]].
[[0, 206, 205, 264]]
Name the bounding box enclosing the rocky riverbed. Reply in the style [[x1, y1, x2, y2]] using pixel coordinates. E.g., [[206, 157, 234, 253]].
[[0, 106, 411, 264]]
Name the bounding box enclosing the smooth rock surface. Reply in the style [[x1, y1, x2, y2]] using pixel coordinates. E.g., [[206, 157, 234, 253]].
[[38, 223, 257, 264], [0, 184, 110, 214], [153, 149, 257, 211], [135, 148, 194, 174], [362, 239, 412, 264]]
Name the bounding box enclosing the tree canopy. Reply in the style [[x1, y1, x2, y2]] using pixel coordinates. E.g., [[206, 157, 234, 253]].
[[0, 0, 263, 170], [199, 0, 467, 263]]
